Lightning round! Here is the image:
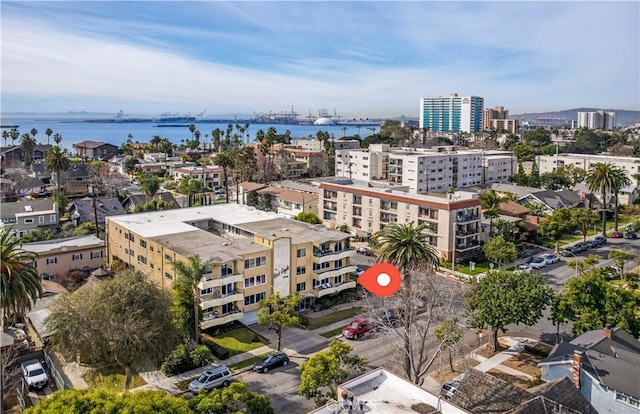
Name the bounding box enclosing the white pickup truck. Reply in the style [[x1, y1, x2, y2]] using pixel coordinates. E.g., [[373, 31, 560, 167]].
[[21, 359, 48, 389]]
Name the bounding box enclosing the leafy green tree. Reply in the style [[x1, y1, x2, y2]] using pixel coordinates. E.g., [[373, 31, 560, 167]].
[[51, 190, 69, 216], [511, 160, 529, 186], [482, 235, 517, 266], [511, 143, 536, 162], [257, 292, 300, 352], [122, 156, 138, 177], [566, 254, 601, 277], [188, 382, 274, 414], [19, 228, 54, 243], [465, 270, 553, 352], [552, 269, 639, 337], [571, 208, 599, 243], [1, 229, 42, 323], [523, 128, 551, 147], [139, 174, 160, 201], [298, 340, 366, 407], [586, 162, 630, 235], [538, 208, 576, 253], [133, 198, 176, 213], [337, 224, 350, 233], [540, 170, 572, 190], [24, 389, 191, 414], [529, 159, 541, 187], [608, 250, 634, 280], [434, 318, 462, 372], [172, 255, 210, 344], [46, 271, 179, 389], [493, 218, 517, 242], [45, 146, 71, 191], [294, 211, 321, 224]]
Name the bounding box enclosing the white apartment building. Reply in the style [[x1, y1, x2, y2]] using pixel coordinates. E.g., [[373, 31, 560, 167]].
[[335, 145, 516, 193], [537, 153, 640, 179], [577, 110, 616, 130], [173, 166, 224, 189], [290, 138, 360, 152], [319, 180, 482, 261]]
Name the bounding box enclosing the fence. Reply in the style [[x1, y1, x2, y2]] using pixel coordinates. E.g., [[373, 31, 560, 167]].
[[44, 350, 69, 391]]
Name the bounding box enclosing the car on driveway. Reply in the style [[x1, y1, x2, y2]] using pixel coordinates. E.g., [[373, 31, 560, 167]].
[[611, 231, 623, 238], [544, 254, 560, 265], [529, 257, 546, 269], [441, 380, 460, 400], [21, 359, 48, 390], [188, 366, 232, 393], [624, 231, 638, 239], [253, 352, 289, 373], [342, 318, 374, 340]]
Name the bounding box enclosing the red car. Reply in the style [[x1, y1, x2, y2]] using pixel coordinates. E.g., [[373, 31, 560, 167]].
[[611, 231, 623, 238], [342, 318, 373, 340]]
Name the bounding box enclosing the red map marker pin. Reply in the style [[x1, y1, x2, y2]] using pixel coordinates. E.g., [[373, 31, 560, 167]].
[[358, 263, 402, 297]]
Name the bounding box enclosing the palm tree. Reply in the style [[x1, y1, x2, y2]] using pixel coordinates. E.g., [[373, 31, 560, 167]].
[[30, 128, 38, 142], [480, 189, 504, 236], [214, 151, 235, 202], [188, 124, 196, 140], [45, 146, 71, 191], [1, 229, 42, 324], [9, 128, 19, 146], [212, 128, 222, 153], [2, 130, 8, 147], [45, 128, 53, 145], [53, 133, 62, 145], [139, 174, 160, 201], [150, 135, 162, 150], [371, 222, 439, 378], [20, 133, 37, 167], [172, 255, 210, 344], [586, 163, 630, 235]]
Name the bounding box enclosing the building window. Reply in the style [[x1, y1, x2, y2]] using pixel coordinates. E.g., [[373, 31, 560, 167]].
[[296, 248, 306, 258], [50, 214, 56, 222], [164, 253, 173, 262], [90, 251, 103, 259], [296, 282, 306, 292], [296, 266, 306, 275], [244, 292, 266, 305], [72, 253, 83, 261], [244, 274, 267, 288], [38, 216, 45, 224], [244, 256, 266, 269], [24, 218, 34, 224], [137, 255, 147, 264], [140, 240, 147, 248], [46, 257, 57, 265], [165, 272, 173, 280]]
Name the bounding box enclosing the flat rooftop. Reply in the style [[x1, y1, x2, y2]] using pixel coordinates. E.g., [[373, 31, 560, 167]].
[[237, 218, 350, 244], [23, 235, 104, 253]]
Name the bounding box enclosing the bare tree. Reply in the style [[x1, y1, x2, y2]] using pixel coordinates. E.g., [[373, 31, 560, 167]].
[[1, 346, 24, 411]]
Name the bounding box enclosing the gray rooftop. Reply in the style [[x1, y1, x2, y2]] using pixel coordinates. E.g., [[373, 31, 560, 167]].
[[71, 197, 126, 225], [1, 199, 54, 219], [23, 235, 104, 254]]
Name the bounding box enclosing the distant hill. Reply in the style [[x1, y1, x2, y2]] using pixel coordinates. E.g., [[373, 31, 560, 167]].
[[511, 108, 640, 127]]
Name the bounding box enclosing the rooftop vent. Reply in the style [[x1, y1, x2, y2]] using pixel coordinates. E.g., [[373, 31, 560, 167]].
[[222, 242, 230, 246], [24, 206, 33, 212]]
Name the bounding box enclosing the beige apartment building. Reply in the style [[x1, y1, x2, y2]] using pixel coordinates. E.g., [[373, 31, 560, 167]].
[[319, 180, 482, 261], [105, 204, 356, 328], [23, 235, 105, 279]]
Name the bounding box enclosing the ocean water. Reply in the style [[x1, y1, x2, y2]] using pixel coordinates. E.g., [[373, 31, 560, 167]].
[[0, 116, 368, 152]]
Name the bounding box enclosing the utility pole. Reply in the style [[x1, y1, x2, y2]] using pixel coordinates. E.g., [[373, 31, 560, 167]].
[[90, 176, 100, 239]]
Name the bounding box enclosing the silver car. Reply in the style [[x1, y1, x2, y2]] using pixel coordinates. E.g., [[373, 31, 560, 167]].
[[188, 366, 232, 393]]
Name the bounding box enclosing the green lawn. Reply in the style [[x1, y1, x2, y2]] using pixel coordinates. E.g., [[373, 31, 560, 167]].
[[207, 327, 268, 355], [83, 366, 147, 391], [304, 307, 363, 330], [320, 327, 345, 338]]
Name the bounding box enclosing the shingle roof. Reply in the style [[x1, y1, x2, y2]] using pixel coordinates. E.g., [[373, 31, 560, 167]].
[[582, 349, 640, 398], [123, 192, 178, 210], [240, 181, 268, 192], [498, 200, 530, 216], [528, 377, 598, 414], [1, 199, 54, 219], [73, 140, 112, 149], [450, 370, 532, 413], [71, 197, 126, 225]]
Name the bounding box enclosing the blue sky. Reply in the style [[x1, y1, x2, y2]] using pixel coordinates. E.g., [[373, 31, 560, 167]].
[[1, 1, 638, 117]]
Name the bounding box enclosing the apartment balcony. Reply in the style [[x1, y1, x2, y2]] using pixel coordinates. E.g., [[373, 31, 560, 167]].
[[313, 247, 354, 260], [200, 273, 243, 289], [201, 292, 243, 309], [312, 280, 357, 298], [201, 310, 243, 328], [456, 214, 480, 223], [313, 265, 357, 279], [455, 240, 480, 252], [323, 204, 337, 212]]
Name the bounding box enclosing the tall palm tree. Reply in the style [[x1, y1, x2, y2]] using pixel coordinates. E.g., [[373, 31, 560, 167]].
[[45, 128, 53, 145], [371, 222, 440, 378], [150, 135, 162, 150], [45, 146, 71, 191], [214, 151, 235, 202], [211, 128, 222, 153], [53, 133, 62, 145], [172, 255, 210, 344], [480, 189, 503, 236], [20, 133, 37, 167], [188, 124, 196, 140], [9, 128, 20, 146], [2, 130, 8, 147], [30, 128, 38, 142], [1, 229, 42, 324], [586, 163, 629, 235]]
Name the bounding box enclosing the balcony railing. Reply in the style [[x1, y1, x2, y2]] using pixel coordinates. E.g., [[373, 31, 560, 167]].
[[455, 240, 480, 252], [200, 273, 243, 289], [313, 265, 357, 279], [201, 310, 243, 328], [456, 214, 479, 223], [313, 247, 349, 258], [312, 280, 357, 298], [201, 292, 243, 309]]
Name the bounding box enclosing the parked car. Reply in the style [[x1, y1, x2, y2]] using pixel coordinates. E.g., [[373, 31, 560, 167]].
[[624, 231, 638, 239], [354, 267, 365, 277], [544, 254, 560, 265], [441, 380, 460, 399], [594, 236, 607, 246], [611, 231, 623, 238], [21, 359, 48, 390], [560, 249, 574, 257], [529, 257, 546, 269], [356, 247, 373, 256], [342, 318, 374, 340], [586, 240, 599, 248], [188, 366, 232, 393], [252, 352, 289, 373], [515, 265, 532, 274], [571, 242, 587, 253]]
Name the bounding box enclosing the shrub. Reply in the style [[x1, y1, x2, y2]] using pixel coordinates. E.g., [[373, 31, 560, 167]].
[[160, 344, 193, 376], [190, 345, 212, 367]]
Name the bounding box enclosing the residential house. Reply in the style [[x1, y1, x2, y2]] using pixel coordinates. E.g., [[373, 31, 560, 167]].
[[121, 192, 179, 212], [275, 148, 326, 178], [254, 186, 319, 218], [0, 177, 18, 202], [23, 235, 106, 279], [0, 199, 59, 237], [450, 369, 598, 414], [518, 189, 583, 216], [70, 196, 126, 227], [0, 145, 52, 168], [319, 179, 483, 262], [64, 163, 93, 197], [173, 166, 223, 190], [105, 204, 356, 327], [237, 182, 268, 205], [539, 326, 640, 414], [73, 140, 119, 160]]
